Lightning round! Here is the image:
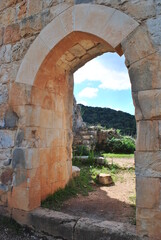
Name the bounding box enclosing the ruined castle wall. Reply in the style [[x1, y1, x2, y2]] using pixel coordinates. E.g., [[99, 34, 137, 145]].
[[0, 1, 161, 239]]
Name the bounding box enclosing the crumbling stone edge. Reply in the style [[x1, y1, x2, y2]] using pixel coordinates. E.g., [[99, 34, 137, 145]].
[[0, 206, 148, 240]]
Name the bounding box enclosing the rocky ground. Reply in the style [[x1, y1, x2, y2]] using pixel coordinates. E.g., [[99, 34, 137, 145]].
[[0, 216, 62, 240]]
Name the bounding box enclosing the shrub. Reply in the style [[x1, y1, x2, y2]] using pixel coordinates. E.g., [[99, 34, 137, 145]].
[[74, 145, 90, 156], [105, 136, 135, 154]]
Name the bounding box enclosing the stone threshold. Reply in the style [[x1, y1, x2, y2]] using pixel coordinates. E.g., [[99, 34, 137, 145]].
[[0, 206, 147, 240]]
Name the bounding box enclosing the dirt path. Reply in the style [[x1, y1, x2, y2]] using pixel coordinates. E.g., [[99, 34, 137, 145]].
[[61, 158, 136, 224]]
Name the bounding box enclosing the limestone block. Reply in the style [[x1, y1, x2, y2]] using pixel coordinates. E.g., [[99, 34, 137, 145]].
[[125, 1, 155, 21], [45, 128, 59, 147], [137, 208, 161, 239], [59, 147, 67, 161], [80, 40, 95, 50], [69, 44, 86, 58], [0, 149, 11, 161], [13, 105, 41, 127], [0, 45, 11, 64], [75, 4, 115, 39], [72, 166, 80, 178], [16, 36, 50, 85], [8, 184, 41, 211], [74, 216, 140, 240], [137, 90, 161, 120], [53, 161, 68, 182], [135, 151, 161, 178], [0, 7, 16, 27], [9, 83, 32, 106], [136, 177, 160, 209], [97, 173, 113, 186], [53, 111, 63, 129], [147, 16, 161, 47], [0, 1, 6, 11], [31, 86, 45, 106], [131, 92, 143, 121], [136, 120, 159, 151], [11, 36, 36, 62], [27, 168, 41, 187], [40, 109, 53, 128], [59, 6, 73, 34], [39, 147, 51, 168], [0, 83, 8, 105], [156, 0, 161, 16], [129, 53, 161, 91], [16, 0, 27, 20], [42, 0, 54, 9], [4, 23, 20, 44], [25, 148, 39, 170], [0, 130, 15, 148], [30, 208, 78, 240], [39, 15, 66, 50], [27, 0, 43, 16], [15, 129, 24, 147], [50, 2, 72, 22], [25, 105, 41, 127], [4, 109, 18, 128], [41, 9, 51, 28], [0, 168, 13, 185], [73, 4, 91, 31], [101, 9, 139, 49], [0, 62, 20, 84], [122, 25, 155, 67], [12, 148, 25, 169], [0, 28, 3, 46], [11, 208, 30, 226], [24, 127, 46, 148], [20, 14, 42, 38]]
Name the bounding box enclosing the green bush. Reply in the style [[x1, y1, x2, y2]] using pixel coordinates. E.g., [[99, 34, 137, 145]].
[[74, 145, 90, 156], [105, 136, 135, 154]]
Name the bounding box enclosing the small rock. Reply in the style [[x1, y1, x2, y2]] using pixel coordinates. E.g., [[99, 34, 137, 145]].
[[72, 166, 80, 178], [97, 173, 113, 186]]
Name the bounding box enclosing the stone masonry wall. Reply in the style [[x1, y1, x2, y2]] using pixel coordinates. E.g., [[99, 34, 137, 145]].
[[0, 1, 161, 239]]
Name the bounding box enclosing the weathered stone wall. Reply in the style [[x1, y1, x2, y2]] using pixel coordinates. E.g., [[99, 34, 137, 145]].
[[73, 125, 120, 151], [72, 97, 84, 132], [0, 1, 161, 239]]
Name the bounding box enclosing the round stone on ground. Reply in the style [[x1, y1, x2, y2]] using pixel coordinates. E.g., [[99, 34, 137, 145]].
[[72, 166, 80, 178]]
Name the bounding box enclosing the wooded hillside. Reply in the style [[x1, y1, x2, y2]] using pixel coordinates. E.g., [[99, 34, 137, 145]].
[[79, 104, 136, 136]]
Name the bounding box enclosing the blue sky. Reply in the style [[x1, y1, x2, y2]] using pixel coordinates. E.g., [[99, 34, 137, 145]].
[[74, 52, 135, 115]]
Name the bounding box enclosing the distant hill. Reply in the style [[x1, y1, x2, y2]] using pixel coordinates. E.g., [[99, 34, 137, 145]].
[[78, 104, 136, 136]]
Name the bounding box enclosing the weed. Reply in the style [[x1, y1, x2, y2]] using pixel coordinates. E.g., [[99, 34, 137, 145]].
[[41, 166, 93, 210], [129, 194, 136, 207]]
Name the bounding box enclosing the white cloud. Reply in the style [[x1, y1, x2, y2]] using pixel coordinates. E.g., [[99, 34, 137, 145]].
[[74, 58, 130, 91], [78, 87, 98, 98]]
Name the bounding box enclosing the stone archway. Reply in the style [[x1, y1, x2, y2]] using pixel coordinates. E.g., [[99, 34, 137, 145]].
[[0, 2, 161, 239]]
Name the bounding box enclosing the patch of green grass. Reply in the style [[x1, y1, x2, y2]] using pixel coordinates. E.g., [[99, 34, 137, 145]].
[[103, 153, 134, 159], [129, 194, 136, 207], [41, 166, 93, 210]]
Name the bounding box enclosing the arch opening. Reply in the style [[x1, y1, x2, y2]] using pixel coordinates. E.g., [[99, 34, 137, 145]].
[[2, 3, 160, 239]]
